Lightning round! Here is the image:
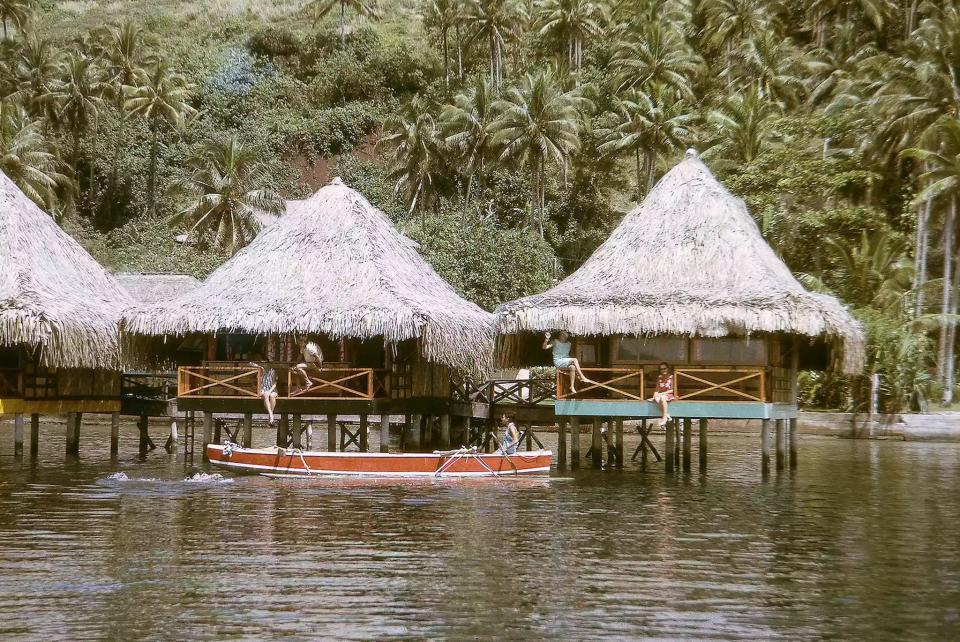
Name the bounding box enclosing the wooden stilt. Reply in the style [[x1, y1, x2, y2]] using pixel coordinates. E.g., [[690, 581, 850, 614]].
[[109, 412, 120, 458], [411, 414, 422, 450], [277, 414, 288, 447], [401, 414, 412, 451], [292, 414, 302, 448], [789, 417, 798, 468], [359, 414, 369, 452], [462, 415, 471, 448], [761, 419, 771, 474], [615, 419, 624, 468], [14, 413, 24, 459], [380, 413, 390, 453], [665, 420, 675, 474], [242, 413, 253, 448], [699, 418, 707, 471], [202, 412, 213, 461], [557, 419, 567, 467], [640, 418, 648, 466], [29, 413, 39, 460], [326, 414, 336, 451], [682, 417, 692, 472], [570, 417, 580, 469], [440, 414, 451, 449], [65, 412, 76, 456], [138, 414, 149, 455], [524, 422, 532, 451], [674, 419, 681, 468], [165, 417, 178, 452], [775, 418, 786, 471], [591, 418, 602, 467]]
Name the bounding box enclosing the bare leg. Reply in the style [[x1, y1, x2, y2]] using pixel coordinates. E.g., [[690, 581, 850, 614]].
[[267, 393, 277, 422], [294, 364, 312, 388], [567, 365, 577, 394], [571, 358, 591, 383], [262, 394, 274, 423]]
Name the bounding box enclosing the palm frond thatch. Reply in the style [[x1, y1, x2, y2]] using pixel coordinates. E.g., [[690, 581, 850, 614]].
[[123, 179, 495, 375], [0, 171, 131, 369], [116, 273, 201, 305], [494, 150, 866, 375]]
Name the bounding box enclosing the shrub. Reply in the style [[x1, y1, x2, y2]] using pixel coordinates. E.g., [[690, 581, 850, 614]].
[[248, 26, 301, 60]]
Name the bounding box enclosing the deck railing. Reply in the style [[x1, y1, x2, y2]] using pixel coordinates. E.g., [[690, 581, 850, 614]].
[[177, 365, 388, 400], [122, 372, 176, 401], [557, 367, 646, 401], [287, 368, 386, 400], [178, 366, 261, 398], [674, 366, 766, 402]]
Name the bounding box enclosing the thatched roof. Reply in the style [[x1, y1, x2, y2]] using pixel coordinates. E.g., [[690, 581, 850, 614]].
[[0, 172, 131, 369], [116, 273, 201, 305], [495, 150, 865, 374], [123, 179, 495, 374]]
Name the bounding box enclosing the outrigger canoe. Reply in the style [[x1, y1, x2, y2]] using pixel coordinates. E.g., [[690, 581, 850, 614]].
[[206, 443, 553, 477]]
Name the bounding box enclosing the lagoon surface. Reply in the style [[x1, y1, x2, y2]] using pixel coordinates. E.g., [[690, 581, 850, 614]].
[[0, 423, 958, 640]]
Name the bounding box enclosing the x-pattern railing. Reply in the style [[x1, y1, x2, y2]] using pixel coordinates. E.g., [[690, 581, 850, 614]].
[[179, 366, 260, 398], [287, 368, 374, 399], [675, 367, 765, 402], [557, 368, 645, 401], [490, 378, 555, 407]]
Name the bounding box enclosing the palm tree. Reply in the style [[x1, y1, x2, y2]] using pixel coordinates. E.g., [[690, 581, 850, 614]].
[[46, 53, 106, 166], [488, 71, 590, 233], [123, 59, 196, 216], [598, 87, 693, 197], [702, 86, 779, 167], [379, 96, 450, 214], [440, 76, 498, 206], [307, 0, 381, 44], [610, 22, 702, 98], [170, 136, 284, 255], [0, 0, 32, 40], [464, 0, 514, 89], [698, 0, 783, 57], [15, 35, 59, 120], [534, 0, 601, 74], [0, 99, 66, 212], [807, 0, 896, 47], [738, 32, 804, 109], [426, 0, 467, 90], [803, 23, 877, 107]]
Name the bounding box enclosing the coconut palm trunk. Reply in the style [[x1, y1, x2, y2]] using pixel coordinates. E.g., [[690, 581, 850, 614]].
[[946, 252, 959, 405], [339, 0, 347, 43], [442, 27, 450, 91], [635, 148, 642, 198], [645, 150, 656, 193], [529, 154, 540, 231], [147, 126, 159, 216], [914, 198, 931, 317], [939, 197, 956, 403]]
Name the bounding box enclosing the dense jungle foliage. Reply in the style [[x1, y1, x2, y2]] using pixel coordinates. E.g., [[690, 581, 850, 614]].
[[0, 0, 957, 411]]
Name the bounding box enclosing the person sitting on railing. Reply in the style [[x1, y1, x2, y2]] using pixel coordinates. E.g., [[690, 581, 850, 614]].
[[651, 362, 675, 427], [249, 356, 278, 425], [498, 413, 521, 455], [544, 330, 592, 394], [293, 337, 324, 392]]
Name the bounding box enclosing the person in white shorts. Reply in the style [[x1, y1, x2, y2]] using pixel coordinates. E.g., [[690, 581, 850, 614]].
[[294, 337, 323, 390]]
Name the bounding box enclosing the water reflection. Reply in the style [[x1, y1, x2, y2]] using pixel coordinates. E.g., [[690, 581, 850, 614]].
[[0, 423, 958, 638]]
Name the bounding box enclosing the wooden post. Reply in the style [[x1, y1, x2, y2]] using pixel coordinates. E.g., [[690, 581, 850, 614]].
[[591, 417, 602, 467], [13, 413, 24, 459], [789, 417, 798, 469], [699, 418, 708, 471], [138, 414, 149, 455], [241, 413, 253, 448], [326, 413, 336, 451], [674, 419, 681, 468], [29, 413, 39, 460], [440, 414, 451, 449], [277, 414, 288, 448], [359, 414, 369, 452], [401, 414, 412, 451], [292, 414, 302, 448], [65, 412, 76, 456], [665, 420, 675, 474], [570, 417, 580, 469], [682, 417, 692, 472], [380, 413, 390, 453], [110, 412, 120, 458], [525, 422, 533, 451], [615, 419, 624, 468], [202, 412, 213, 461], [557, 419, 567, 467], [462, 415, 471, 448], [761, 419, 771, 474], [411, 414, 422, 450], [775, 418, 786, 471]]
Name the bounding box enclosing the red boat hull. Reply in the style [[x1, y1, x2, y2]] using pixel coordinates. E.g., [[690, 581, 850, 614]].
[[206, 444, 553, 477]]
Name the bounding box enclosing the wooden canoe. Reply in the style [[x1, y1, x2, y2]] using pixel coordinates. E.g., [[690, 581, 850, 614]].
[[206, 444, 553, 477]]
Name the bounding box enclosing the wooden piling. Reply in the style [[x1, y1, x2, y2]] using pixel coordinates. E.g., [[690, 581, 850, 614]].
[[411, 414, 422, 450], [462, 415, 471, 448], [202, 412, 213, 461], [401, 414, 412, 451], [775, 418, 786, 471], [29, 413, 39, 459], [14, 413, 24, 459], [640, 418, 648, 466], [570, 417, 580, 469], [674, 419, 681, 468], [380, 413, 390, 453], [292, 414, 302, 448], [326, 413, 336, 451], [138, 414, 149, 455], [440, 414, 451, 449], [277, 414, 289, 448], [665, 420, 675, 474], [591, 418, 602, 467], [524, 422, 533, 451], [359, 414, 369, 452], [557, 419, 567, 467], [789, 417, 798, 468], [615, 419, 624, 468], [699, 418, 707, 471], [110, 412, 120, 458], [682, 417, 692, 472], [761, 419, 771, 474], [242, 413, 253, 448]]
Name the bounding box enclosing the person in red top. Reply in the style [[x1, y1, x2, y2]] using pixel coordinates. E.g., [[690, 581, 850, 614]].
[[651, 362, 674, 427]]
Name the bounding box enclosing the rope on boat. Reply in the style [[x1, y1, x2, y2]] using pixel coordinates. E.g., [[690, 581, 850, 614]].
[[222, 441, 241, 457], [433, 446, 505, 477]]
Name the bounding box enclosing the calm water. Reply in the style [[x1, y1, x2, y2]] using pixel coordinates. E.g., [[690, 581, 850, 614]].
[[0, 421, 958, 640]]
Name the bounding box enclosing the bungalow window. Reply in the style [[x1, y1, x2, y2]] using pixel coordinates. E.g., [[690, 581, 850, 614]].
[[690, 338, 766, 365], [613, 336, 688, 364]]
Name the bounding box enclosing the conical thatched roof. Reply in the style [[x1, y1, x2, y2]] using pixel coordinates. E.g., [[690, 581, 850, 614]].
[[0, 172, 131, 369], [123, 179, 495, 374], [117, 273, 201, 305], [495, 150, 865, 374]]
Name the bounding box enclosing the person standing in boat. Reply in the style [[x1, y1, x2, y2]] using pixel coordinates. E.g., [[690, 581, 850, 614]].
[[249, 355, 278, 425], [293, 336, 323, 391], [651, 362, 675, 427], [499, 413, 521, 455], [543, 330, 591, 394]]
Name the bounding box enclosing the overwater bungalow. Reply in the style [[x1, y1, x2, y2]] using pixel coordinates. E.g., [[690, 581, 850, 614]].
[[494, 150, 865, 470], [0, 171, 131, 456], [122, 179, 495, 454]]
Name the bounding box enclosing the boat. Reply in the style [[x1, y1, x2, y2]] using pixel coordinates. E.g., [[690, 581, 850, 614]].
[[206, 443, 553, 478]]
